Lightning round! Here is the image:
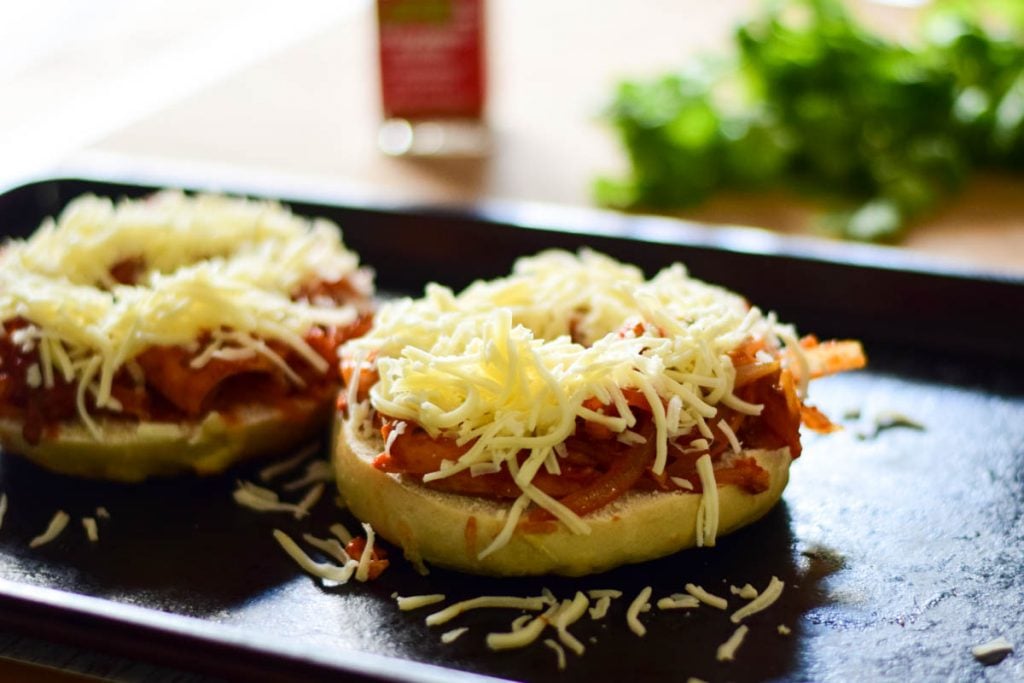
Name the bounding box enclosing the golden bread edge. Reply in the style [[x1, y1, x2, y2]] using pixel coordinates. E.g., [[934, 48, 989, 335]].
[[332, 412, 792, 577], [0, 399, 331, 482]]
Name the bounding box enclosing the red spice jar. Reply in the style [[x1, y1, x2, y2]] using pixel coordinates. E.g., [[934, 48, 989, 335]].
[[375, 0, 489, 157]]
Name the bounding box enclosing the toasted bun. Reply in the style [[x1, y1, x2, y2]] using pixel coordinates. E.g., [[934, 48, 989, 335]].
[[0, 399, 331, 482], [332, 413, 792, 577]]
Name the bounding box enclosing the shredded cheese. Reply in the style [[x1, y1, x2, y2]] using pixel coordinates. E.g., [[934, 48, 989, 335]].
[[626, 586, 653, 637], [354, 522, 378, 582], [695, 454, 720, 547], [441, 627, 469, 644], [589, 596, 613, 620], [656, 594, 701, 610], [544, 639, 568, 670], [95, 506, 110, 519], [777, 624, 792, 636], [716, 625, 749, 662], [396, 594, 446, 611], [232, 481, 308, 517], [971, 636, 1014, 663], [272, 529, 357, 583], [283, 460, 334, 492], [328, 522, 354, 544], [0, 191, 364, 435], [82, 517, 99, 542], [29, 510, 70, 548], [426, 596, 548, 627], [292, 482, 325, 520], [301, 533, 350, 565], [486, 604, 560, 651], [684, 583, 728, 610], [259, 443, 318, 481], [342, 249, 802, 554], [555, 592, 589, 656], [731, 576, 785, 623], [0, 493, 7, 530], [730, 584, 759, 600]]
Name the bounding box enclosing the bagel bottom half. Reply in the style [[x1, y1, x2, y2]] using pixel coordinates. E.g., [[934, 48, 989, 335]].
[[0, 399, 331, 482], [332, 413, 793, 577]]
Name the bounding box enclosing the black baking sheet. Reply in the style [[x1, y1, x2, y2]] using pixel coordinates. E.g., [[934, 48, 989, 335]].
[[0, 174, 1021, 683]]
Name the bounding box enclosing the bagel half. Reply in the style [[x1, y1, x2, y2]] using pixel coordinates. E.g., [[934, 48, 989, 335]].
[[333, 413, 792, 577], [2, 398, 331, 482]]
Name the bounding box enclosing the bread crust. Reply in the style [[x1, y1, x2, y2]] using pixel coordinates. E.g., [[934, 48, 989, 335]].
[[332, 412, 792, 577], [0, 399, 330, 482]]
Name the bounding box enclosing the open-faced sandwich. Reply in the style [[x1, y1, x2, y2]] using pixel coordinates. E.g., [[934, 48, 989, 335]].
[[0, 191, 372, 481], [333, 250, 864, 576]]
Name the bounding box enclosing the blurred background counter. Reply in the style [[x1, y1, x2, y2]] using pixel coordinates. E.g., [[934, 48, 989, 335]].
[[2, 0, 1022, 274]]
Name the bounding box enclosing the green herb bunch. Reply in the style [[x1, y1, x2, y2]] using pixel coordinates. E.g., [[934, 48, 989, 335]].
[[596, 0, 1024, 241]]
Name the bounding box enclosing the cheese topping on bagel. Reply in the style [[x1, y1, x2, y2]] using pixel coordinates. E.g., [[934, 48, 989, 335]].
[[1, 191, 366, 437], [342, 250, 827, 549]]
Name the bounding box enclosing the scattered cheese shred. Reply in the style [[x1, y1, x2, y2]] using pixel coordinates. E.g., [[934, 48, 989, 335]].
[[685, 583, 728, 610], [283, 460, 334, 492], [259, 443, 318, 481], [777, 624, 792, 636], [301, 533, 350, 565], [731, 576, 785, 623], [396, 594, 446, 611], [971, 636, 1014, 663], [95, 506, 110, 519], [272, 529, 356, 584], [716, 625, 750, 662], [354, 522, 378, 582], [293, 482, 325, 520], [29, 510, 70, 548], [232, 481, 308, 518], [555, 592, 589, 656], [589, 597, 613, 620], [426, 596, 548, 627], [730, 584, 759, 600], [656, 594, 701, 610], [486, 604, 560, 651], [544, 639, 568, 671], [441, 627, 469, 644], [626, 586, 653, 637], [82, 517, 99, 542], [0, 493, 7, 530], [329, 522, 353, 544]]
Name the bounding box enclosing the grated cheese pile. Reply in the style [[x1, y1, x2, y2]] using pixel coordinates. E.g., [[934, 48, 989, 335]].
[[344, 250, 804, 548], [0, 191, 364, 437]]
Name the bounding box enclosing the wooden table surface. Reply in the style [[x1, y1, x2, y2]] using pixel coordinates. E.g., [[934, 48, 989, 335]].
[[1, 0, 1022, 680]]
